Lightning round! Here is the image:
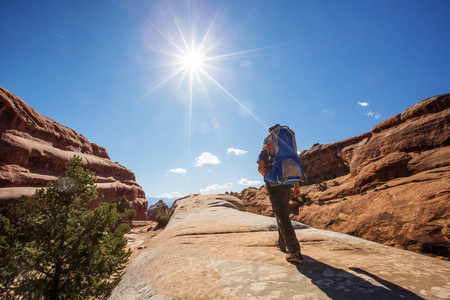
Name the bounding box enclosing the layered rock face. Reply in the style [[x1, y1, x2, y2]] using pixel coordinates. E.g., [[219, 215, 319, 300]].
[[147, 200, 170, 221], [300, 94, 449, 187], [237, 94, 450, 259], [110, 194, 450, 299], [0, 86, 147, 220]]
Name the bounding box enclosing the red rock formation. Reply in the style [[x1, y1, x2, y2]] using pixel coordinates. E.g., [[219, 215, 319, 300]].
[[0, 86, 147, 220], [299, 133, 371, 184], [147, 200, 170, 221], [296, 167, 449, 259], [236, 94, 450, 259], [234, 186, 273, 216], [299, 94, 449, 186]]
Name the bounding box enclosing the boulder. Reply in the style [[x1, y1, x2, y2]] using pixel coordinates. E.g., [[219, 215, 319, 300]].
[[238, 186, 273, 216], [109, 194, 450, 299], [0, 86, 147, 220]]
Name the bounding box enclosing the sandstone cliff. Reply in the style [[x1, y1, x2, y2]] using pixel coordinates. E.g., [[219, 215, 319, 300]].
[[235, 94, 450, 259], [110, 194, 450, 299], [0, 86, 147, 220]]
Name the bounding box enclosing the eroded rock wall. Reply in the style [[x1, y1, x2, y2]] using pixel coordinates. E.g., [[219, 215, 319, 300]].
[[300, 94, 449, 188], [0, 86, 147, 220]]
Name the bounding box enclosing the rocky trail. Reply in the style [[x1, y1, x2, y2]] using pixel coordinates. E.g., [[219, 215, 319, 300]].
[[110, 194, 450, 300]]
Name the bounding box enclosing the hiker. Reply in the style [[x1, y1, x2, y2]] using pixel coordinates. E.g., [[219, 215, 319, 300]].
[[257, 124, 306, 263]]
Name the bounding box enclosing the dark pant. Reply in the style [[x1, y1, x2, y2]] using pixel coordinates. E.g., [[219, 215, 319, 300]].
[[266, 184, 301, 253]]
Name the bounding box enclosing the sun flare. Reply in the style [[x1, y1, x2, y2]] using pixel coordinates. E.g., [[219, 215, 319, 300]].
[[145, 5, 268, 154], [181, 49, 205, 71]]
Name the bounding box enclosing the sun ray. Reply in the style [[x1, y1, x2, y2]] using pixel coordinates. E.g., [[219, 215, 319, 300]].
[[152, 49, 187, 61], [148, 66, 187, 94], [188, 68, 194, 155], [143, 3, 269, 157], [147, 20, 188, 57], [137, 65, 187, 103], [196, 5, 223, 53], [172, 11, 192, 57], [170, 68, 190, 100], [199, 68, 267, 128], [205, 47, 271, 61]]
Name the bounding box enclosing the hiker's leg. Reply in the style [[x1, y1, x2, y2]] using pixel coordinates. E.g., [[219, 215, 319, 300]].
[[272, 211, 286, 251], [267, 184, 300, 253], [277, 226, 286, 249]]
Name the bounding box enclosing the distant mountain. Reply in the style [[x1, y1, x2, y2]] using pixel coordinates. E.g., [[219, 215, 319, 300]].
[[147, 200, 171, 221], [147, 197, 177, 208]]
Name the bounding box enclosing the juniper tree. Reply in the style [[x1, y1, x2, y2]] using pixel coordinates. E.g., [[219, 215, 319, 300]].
[[0, 156, 135, 300]]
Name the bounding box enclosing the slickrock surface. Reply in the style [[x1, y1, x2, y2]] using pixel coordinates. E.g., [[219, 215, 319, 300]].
[[0, 86, 147, 220], [235, 94, 450, 259], [109, 194, 450, 300]]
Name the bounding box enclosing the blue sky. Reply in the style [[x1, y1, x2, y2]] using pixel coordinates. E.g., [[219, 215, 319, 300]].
[[1, 0, 449, 205]]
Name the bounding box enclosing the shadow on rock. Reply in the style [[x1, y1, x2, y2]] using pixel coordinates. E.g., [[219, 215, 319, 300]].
[[296, 256, 424, 300]]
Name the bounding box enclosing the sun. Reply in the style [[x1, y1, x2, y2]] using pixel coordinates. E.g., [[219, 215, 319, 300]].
[[144, 4, 268, 154], [181, 48, 205, 71]]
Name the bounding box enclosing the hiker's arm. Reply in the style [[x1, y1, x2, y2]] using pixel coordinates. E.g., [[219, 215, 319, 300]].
[[294, 182, 300, 197], [258, 160, 266, 176]]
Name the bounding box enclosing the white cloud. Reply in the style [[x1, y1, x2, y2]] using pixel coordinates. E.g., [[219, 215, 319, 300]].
[[199, 183, 233, 194], [357, 101, 369, 107], [367, 111, 382, 119], [193, 152, 221, 167], [239, 59, 252, 69], [226, 148, 248, 156], [53, 32, 68, 39], [320, 108, 335, 117], [156, 192, 182, 199], [238, 178, 262, 186], [167, 168, 187, 175]]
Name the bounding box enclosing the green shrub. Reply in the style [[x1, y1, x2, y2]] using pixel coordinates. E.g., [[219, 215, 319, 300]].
[[0, 156, 135, 300], [155, 209, 171, 228], [299, 193, 312, 205], [367, 185, 376, 191], [316, 181, 328, 192]]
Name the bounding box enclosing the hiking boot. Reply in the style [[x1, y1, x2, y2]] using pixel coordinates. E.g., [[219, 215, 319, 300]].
[[286, 251, 303, 263], [275, 241, 286, 252]]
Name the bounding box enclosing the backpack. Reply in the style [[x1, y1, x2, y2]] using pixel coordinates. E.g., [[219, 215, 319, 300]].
[[263, 125, 307, 185]]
